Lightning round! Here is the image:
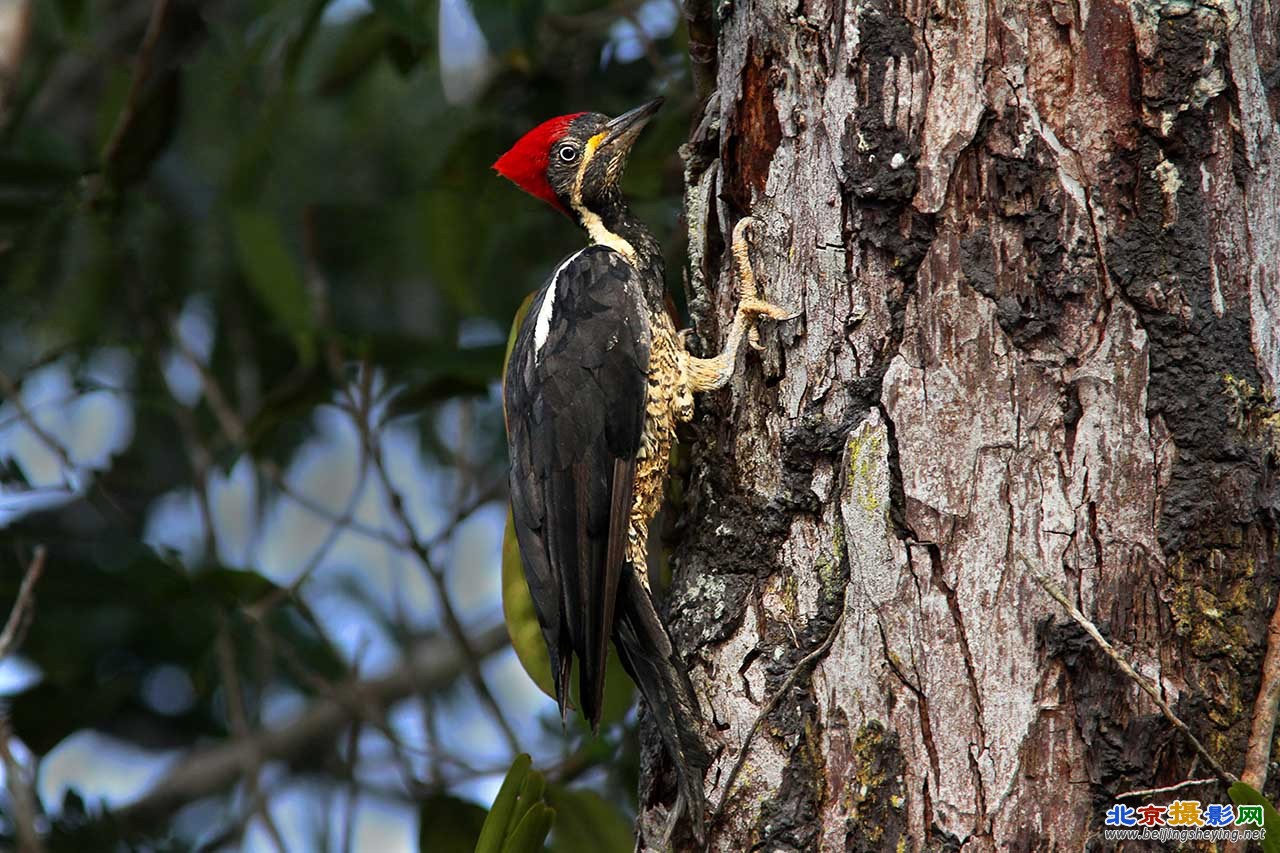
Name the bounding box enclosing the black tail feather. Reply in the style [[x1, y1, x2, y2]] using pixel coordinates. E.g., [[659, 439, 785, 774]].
[[613, 566, 710, 844]]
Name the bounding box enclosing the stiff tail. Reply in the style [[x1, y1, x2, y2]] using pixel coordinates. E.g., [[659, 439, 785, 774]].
[[613, 566, 710, 845]]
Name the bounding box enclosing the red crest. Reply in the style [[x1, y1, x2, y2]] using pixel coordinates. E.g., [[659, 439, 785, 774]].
[[493, 112, 585, 214]]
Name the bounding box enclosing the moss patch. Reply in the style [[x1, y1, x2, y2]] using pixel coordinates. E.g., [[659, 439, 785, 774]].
[[1168, 548, 1253, 667], [844, 721, 907, 853], [847, 429, 885, 513]]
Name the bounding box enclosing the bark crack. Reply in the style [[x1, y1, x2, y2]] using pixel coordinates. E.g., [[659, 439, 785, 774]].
[[925, 543, 990, 832], [997, 457, 1016, 602], [877, 616, 941, 789]]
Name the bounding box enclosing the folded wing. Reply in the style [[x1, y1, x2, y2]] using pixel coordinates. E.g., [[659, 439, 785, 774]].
[[504, 246, 650, 727]]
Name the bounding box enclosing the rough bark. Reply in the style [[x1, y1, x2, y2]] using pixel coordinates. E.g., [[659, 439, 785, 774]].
[[642, 0, 1280, 849]]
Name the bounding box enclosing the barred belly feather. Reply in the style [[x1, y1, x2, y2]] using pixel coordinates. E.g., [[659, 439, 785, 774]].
[[627, 312, 692, 575]]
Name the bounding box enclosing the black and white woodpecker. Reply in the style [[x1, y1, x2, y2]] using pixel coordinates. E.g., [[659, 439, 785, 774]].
[[494, 98, 790, 842]]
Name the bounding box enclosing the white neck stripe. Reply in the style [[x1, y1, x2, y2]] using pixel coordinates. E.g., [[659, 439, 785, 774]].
[[577, 207, 637, 261]]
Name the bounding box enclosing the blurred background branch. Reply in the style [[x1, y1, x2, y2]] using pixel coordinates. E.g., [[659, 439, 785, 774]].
[[0, 0, 687, 848], [118, 622, 509, 829], [0, 546, 47, 853], [0, 545, 45, 663]]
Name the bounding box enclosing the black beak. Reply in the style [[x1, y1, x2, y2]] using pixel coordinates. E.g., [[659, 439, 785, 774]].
[[601, 97, 663, 151]]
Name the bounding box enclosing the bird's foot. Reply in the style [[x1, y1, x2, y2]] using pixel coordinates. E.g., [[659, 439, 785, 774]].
[[678, 216, 798, 392], [730, 218, 797, 351]]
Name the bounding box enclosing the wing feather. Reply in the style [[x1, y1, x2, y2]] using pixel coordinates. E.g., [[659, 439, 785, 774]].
[[504, 246, 650, 728]]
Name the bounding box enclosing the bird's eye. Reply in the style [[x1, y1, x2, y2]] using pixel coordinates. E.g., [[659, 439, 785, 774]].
[[557, 144, 579, 163]]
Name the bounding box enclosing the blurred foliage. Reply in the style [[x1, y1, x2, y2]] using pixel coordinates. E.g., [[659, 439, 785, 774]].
[[0, 0, 692, 847], [418, 793, 489, 853], [544, 785, 631, 853]]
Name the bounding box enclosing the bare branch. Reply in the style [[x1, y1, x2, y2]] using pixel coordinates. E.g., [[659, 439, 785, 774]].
[[339, 719, 362, 853], [1025, 560, 1236, 786], [0, 548, 49, 849], [344, 378, 522, 753], [170, 322, 248, 448], [100, 0, 172, 169], [0, 546, 47, 663], [172, 402, 221, 562], [0, 385, 127, 434], [215, 625, 287, 853], [118, 622, 509, 827], [1114, 778, 1220, 800], [246, 442, 373, 619], [169, 330, 502, 564], [0, 714, 43, 853], [1242, 586, 1280, 790]]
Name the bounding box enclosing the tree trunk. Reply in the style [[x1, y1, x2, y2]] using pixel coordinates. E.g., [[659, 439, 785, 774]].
[[640, 0, 1280, 849]]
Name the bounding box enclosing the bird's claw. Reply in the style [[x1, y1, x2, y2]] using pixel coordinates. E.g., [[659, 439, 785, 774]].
[[739, 297, 796, 322]]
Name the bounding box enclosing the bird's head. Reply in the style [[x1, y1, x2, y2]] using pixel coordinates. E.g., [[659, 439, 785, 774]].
[[493, 98, 663, 221]]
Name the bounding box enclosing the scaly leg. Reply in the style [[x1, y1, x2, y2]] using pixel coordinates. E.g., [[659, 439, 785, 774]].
[[682, 217, 794, 394]]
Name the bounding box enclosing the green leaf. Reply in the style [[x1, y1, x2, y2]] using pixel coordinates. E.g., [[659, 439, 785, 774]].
[[102, 71, 182, 190], [501, 507, 558, 700], [1227, 781, 1280, 852], [499, 803, 554, 853], [316, 14, 394, 96], [95, 65, 133, 155], [226, 88, 296, 203], [503, 293, 536, 365], [52, 0, 89, 33], [475, 754, 531, 853], [230, 207, 315, 363], [418, 794, 488, 853], [508, 766, 546, 839], [283, 0, 331, 84], [469, 0, 542, 55], [191, 566, 279, 607], [420, 190, 486, 314], [545, 787, 632, 853]]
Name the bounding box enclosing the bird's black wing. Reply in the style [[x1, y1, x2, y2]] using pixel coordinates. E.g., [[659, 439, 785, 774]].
[[503, 245, 650, 727]]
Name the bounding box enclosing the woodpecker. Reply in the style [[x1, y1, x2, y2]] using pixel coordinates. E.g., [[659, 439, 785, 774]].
[[495, 98, 790, 843]]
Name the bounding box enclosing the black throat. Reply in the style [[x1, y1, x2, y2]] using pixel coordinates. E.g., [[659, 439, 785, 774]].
[[579, 191, 666, 309]]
